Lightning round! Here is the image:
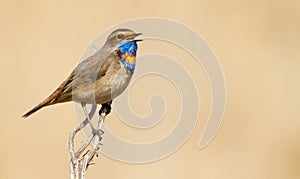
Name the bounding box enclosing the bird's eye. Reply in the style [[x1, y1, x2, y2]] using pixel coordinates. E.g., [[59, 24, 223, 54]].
[[116, 34, 123, 40]]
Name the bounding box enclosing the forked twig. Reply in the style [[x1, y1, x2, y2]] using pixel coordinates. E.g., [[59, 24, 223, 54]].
[[69, 104, 105, 179]]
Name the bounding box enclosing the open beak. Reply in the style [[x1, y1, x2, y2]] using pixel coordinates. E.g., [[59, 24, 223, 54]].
[[133, 32, 143, 37], [130, 32, 143, 42]]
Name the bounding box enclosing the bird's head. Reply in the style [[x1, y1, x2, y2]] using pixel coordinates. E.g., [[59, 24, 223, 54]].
[[105, 28, 142, 48]]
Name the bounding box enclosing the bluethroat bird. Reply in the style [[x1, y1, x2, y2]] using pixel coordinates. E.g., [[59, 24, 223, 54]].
[[23, 28, 142, 131]]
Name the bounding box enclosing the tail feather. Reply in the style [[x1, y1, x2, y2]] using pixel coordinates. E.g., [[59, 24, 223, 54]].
[[22, 102, 48, 118], [22, 87, 64, 118]]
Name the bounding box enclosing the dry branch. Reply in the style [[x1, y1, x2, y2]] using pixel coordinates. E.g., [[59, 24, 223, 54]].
[[69, 104, 105, 179]]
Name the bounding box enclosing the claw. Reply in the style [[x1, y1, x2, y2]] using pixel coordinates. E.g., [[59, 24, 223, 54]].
[[99, 101, 112, 116]]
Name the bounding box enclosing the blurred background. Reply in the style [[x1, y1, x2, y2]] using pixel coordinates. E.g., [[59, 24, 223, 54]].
[[1, 0, 300, 178]]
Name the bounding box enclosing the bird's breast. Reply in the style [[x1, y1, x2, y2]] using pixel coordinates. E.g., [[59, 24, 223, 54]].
[[110, 63, 133, 99], [91, 59, 133, 104]]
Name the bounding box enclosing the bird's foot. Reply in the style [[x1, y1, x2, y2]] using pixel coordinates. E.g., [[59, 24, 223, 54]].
[[99, 101, 112, 116]]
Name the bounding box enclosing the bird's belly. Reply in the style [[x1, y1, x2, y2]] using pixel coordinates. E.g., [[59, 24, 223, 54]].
[[72, 71, 132, 104], [109, 71, 133, 100]]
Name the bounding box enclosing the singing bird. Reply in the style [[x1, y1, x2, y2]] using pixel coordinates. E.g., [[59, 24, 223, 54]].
[[22, 29, 142, 126]]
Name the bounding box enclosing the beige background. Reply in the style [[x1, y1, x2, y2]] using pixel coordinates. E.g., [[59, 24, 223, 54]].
[[1, 0, 300, 178]]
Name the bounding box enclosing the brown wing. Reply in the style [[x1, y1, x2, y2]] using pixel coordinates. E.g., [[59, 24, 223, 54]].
[[53, 51, 116, 103]]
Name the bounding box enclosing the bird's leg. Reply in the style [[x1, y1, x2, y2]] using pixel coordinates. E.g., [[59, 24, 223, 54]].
[[99, 101, 112, 117], [81, 102, 104, 136]]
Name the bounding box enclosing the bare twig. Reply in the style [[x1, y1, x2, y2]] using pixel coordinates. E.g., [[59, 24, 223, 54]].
[[69, 104, 105, 179]]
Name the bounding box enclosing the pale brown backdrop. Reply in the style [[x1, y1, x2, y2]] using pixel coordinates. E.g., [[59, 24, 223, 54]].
[[1, 0, 300, 178]]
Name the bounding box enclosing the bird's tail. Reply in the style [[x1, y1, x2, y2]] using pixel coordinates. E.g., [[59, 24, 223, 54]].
[[22, 87, 64, 118]]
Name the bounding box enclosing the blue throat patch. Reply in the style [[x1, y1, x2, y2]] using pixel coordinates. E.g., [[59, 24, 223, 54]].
[[117, 41, 138, 72], [118, 41, 138, 56]]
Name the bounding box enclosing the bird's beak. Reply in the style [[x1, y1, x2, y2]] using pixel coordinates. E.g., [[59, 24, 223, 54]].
[[132, 39, 143, 42], [133, 33, 143, 37], [130, 33, 143, 42]]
